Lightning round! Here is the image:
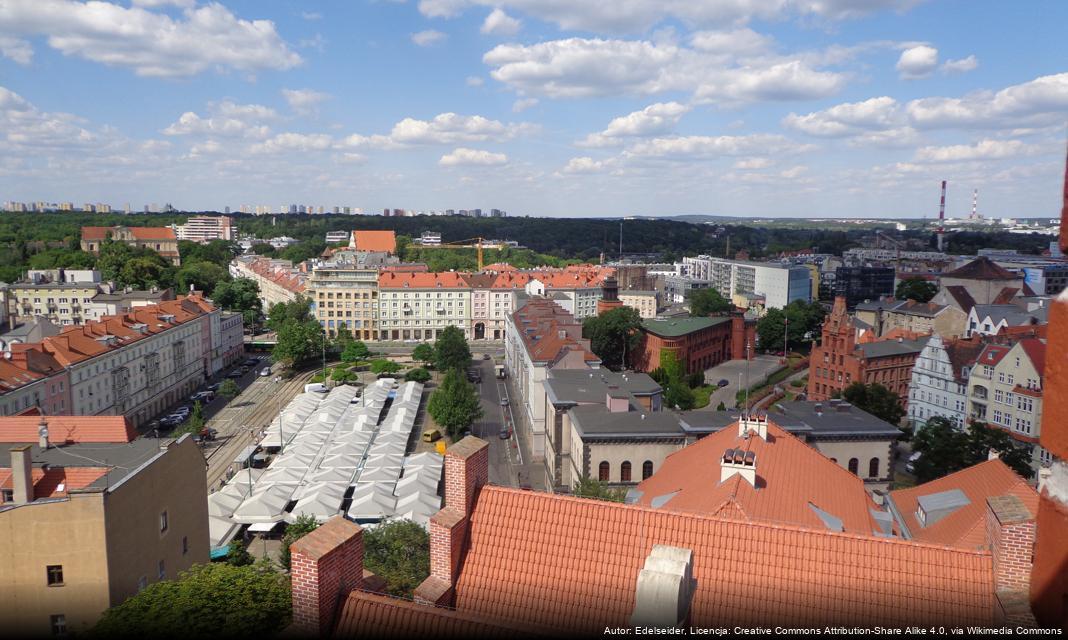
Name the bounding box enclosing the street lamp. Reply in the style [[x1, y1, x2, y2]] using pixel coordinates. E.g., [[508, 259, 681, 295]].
[[247, 427, 255, 497], [782, 314, 789, 365]]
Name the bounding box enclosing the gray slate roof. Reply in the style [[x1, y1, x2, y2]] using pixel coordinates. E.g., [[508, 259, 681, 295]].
[[857, 336, 929, 359]]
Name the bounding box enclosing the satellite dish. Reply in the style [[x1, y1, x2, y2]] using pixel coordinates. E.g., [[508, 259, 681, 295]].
[[38, 424, 49, 438]]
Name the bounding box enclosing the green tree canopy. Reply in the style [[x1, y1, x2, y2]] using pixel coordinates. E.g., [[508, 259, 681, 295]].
[[266, 297, 312, 332], [911, 417, 1035, 482], [341, 340, 371, 363], [272, 319, 325, 368], [176, 261, 231, 296], [658, 349, 696, 410], [279, 515, 320, 571], [688, 288, 732, 316], [363, 519, 430, 597], [573, 477, 626, 502], [427, 368, 483, 438], [219, 378, 239, 399], [27, 247, 97, 270], [90, 562, 290, 639], [841, 382, 905, 425], [412, 342, 435, 365], [895, 278, 938, 303], [433, 325, 472, 372], [581, 306, 643, 371], [756, 300, 826, 353], [404, 367, 431, 383], [212, 278, 262, 314], [178, 239, 240, 267]]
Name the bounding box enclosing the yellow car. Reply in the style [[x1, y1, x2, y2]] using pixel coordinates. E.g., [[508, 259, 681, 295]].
[[421, 428, 442, 443]]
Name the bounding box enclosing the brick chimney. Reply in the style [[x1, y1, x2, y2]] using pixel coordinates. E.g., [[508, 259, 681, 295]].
[[414, 436, 489, 608], [986, 494, 1037, 626], [9, 446, 33, 504], [289, 516, 365, 637]]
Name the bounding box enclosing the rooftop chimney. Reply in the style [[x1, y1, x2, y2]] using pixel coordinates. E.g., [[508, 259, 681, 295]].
[[37, 417, 49, 450], [814, 403, 823, 416], [720, 447, 757, 486], [289, 516, 365, 637], [985, 494, 1037, 626], [10, 446, 33, 504], [737, 415, 768, 440], [629, 545, 696, 629]]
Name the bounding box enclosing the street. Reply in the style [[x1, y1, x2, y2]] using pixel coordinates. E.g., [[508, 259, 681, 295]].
[[468, 356, 543, 490]]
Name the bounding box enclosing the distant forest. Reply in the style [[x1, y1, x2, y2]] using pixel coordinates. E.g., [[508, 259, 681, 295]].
[[0, 210, 1055, 283]]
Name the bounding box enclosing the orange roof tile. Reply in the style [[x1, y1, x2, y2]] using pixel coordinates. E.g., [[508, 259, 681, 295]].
[[634, 420, 879, 534], [334, 590, 538, 639], [378, 271, 470, 288], [0, 416, 137, 443], [353, 230, 397, 254], [0, 466, 110, 499], [452, 486, 995, 632], [81, 226, 176, 241], [888, 459, 1038, 550], [510, 298, 599, 366]]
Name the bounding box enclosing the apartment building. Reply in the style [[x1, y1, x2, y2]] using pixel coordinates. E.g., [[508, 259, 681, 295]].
[[855, 298, 969, 339], [833, 266, 895, 308], [0, 423, 208, 636], [377, 272, 470, 341], [462, 274, 516, 341], [83, 287, 175, 321], [211, 311, 245, 373], [7, 270, 174, 327], [906, 334, 984, 430], [81, 226, 181, 265], [324, 230, 350, 244], [683, 255, 812, 309], [618, 290, 658, 318], [966, 338, 1049, 470], [309, 262, 380, 340], [228, 255, 307, 310], [174, 216, 233, 243], [505, 299, 601, 461], [0, 296, 232, 426], [965, 303, 1047, 337]]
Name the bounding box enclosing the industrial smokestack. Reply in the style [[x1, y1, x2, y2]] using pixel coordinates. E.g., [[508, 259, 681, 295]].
[[937, 180, 947, 252], [971, 189, 979, 220]]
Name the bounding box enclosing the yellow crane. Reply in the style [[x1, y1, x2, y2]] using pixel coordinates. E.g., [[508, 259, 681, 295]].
[[420, 236, 486, 270]]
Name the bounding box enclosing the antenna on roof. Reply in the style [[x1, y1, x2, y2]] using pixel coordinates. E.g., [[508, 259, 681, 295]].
[[743, 339, 751, 422]]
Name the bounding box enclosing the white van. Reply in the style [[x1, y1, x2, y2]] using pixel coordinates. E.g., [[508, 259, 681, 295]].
[[304, 382, 328, 393]]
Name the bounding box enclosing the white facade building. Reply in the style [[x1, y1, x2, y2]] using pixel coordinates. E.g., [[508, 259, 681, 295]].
[[175, 216, 234, 243], [907, 334, 971, 430], [681, 256, 811, 309]]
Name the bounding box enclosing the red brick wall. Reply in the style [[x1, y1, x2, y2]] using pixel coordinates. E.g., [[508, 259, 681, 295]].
[[634, 318, 748, 375], [290, 522, 364, 636], [444, 440, 489, 515]]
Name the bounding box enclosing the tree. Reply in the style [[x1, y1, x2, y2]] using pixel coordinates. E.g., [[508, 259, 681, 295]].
[[895, 278, 938, 303], [272, 319, 324, 368], [90, 562, 290, 639], [226, 539, 254, 567], [412, 342, 435, 365], [341, 340, 370, 363], [685, 372, 705, 389], [756, 308, 787, 354], [363, 519, 430, 597], [664, 381, 696, 410], [756, 301, 825, 354], [212, 278, 262, 316], [582, 306, 643, 371], [911, 417, 1035, 482], [688, 288, 732, 316], [266, 297, 312, 332], [842, 382, 905, 425], [279, 515, 320, 571], [187, 401, 205, 432], [716, 401, 727, 411], [176, 261, 231, 296], [219, 379, 239, 399], [573, 477, 626, 502], [433, 325, 471, 372], [427, 368, 483, 438], [370, 359, 402, 375], [331, 366, 357, 383], [404, 367, 431, 383]]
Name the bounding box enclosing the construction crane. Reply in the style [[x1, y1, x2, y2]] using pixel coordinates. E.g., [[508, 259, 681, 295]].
[[420, 237, 486, 270]]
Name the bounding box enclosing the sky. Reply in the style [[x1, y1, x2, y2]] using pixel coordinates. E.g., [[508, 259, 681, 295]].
[[0, 0, 1066, 219]]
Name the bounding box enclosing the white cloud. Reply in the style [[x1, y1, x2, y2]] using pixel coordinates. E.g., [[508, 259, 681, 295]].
[[896, 44, 938, 79], [941, 55, 977, 74], [282, 88, 330, 115], [512, 98, 538, 113], [162, 101, 276, 138], [418, 0, 921, 34], [481, 8, 521, 36], [783, 96, 903, 137], [388, 113, 526, 145], [439, 147, 507, 166], [906, 72, 1068, 129], [914, 139, 1035, 163], [483, 37, 846, 104], [411, 30, 447, 47], [734, 158, 772, 170], [131, 0, 196, 7], [625, 134, 810, 160], [560, 157, 606, 174], [0, 85, 99, 148], [579, 102, 690, 147], [0, 36, 32, 64], [0, 0, 301, 77], [690, 28, 771, 55], [465, 76, 485, 87], [189, 140, 223, 157], [301, 11, 322, 21], [251, 133, 334, 153]]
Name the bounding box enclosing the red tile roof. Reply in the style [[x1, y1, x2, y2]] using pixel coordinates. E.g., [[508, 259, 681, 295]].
[[0, 416, 137, 443], [888, 459, 1038, 549], [976, 343, 1011, 368], [81, 226, 177, 241], [377, 271, 470, 288], [943, 257, 1018, 281], [510, 298, 599, 366], [634, 419, 879, 534], [944, 337, 986, 383], [0, 466, 110, 500], [452, 486, 995, 631], [334, 590, 535, 639], [352, 230, 397, 254], [1017, 338, 1046, 382], [944, 286, 977, 312]]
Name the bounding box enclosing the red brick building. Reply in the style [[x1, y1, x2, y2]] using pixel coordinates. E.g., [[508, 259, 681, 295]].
[[808, 296, 928, 407], [632, 313, 755, 375]]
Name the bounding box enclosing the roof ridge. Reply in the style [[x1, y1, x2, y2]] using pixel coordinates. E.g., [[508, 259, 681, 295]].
[[480, 484, 994, 555], [890, 458, 1031, 497]]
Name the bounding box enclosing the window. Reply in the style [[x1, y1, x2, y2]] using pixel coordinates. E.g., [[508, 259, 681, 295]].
[[598, 461, 609, 482], [159, 511, 168, 534], [642, 461, 654, 480], [137, 576, 147, 592], [182, 536, 189, 555], [620, 461, 632, 483], [158, 560, 166, 580], [868, 458, 880, 478], [50, 615, 67, 637], [848, 458, 859, 475], [46, 565, 64, 586]]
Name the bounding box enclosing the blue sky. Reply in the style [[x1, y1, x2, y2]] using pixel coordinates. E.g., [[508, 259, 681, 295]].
[[0, 0, 1065, 218]]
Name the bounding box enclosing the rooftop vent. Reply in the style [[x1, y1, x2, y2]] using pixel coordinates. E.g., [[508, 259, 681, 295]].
[[814, 402, 823, 416], [629, 545, 695, 629], [720, 447, 757, 486]]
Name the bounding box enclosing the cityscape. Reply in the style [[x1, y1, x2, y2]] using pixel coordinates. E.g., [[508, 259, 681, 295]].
[[0, 1, 1067, 639]]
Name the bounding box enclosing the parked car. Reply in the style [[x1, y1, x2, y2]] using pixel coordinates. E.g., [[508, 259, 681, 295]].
[[500, 396, 508, 406], [467, 369, 481, 383], [205, 383, 221, 392], [243, 358, 259, 367], [499, 427, 510, 439], [906, 452, 922, 474], [260, 367, 271, 377], [717, 379, 730, 388], [227, 370, 243, 379], [421, 428, 442, 443]]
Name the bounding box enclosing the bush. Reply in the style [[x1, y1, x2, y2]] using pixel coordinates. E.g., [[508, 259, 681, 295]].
[[685, 372, 705, 389], [790, 379, 805, 388], [370, 359, 402, 375], [279, 515, 319, 571], [309, 373, 325, 384], [404, 367, 431, 383]]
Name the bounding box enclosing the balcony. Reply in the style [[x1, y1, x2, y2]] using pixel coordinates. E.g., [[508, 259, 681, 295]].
[[971, 385, 988, 400]]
